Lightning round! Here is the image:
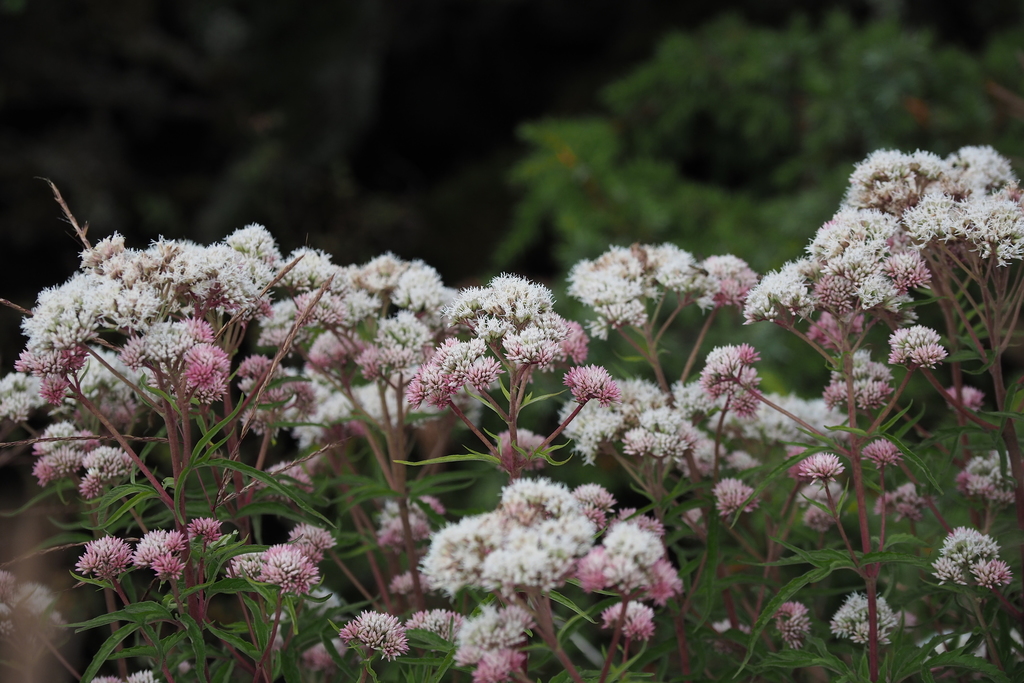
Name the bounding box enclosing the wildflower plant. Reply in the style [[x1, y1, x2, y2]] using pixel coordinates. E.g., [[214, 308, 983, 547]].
[[2, 148, 1024, 682]]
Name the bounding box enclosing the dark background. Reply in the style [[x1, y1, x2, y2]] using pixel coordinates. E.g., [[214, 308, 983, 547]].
[[2, 0, 1022, 365]]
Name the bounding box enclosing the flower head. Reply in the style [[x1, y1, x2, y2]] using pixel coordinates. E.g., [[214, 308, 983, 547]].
[[564, 365, 620, 406], [77, 537, 133, 581], [774, 602, 811, 649], [406, 609, 464, 641], [259, 545, 320, 595], [339, 611, 409, 661], [888, 326, 947, 368], [830, 593, 898, 645], [713, 478, 758, 518], [600, 601, 656, 642], [932, 527, 1011, 590], [799, 453, 845, 482], [862, 439, 901, 467]]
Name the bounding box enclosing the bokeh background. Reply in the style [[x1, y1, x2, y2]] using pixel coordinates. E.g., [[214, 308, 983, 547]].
[[2, 0, 1024, 366]]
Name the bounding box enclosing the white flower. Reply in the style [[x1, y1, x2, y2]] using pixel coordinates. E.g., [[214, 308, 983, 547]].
[[947, 145, 1016, 196], [830, 592, 898, 644], [743, 260, 814, 323]]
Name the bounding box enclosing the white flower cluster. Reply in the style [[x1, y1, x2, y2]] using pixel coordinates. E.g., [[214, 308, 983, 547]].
[[932, 527, 1012, 589], [845, 146, 1016, 216], [829, 592, 899, 645], [743, 259, 816, 324], [904, 193, 1024, 267], [0, 570, 63, 638], [420, 478, 595, 595], [0, 371, 42, 423], [568, 244, 755, 338], [443, 274, 578, 371], [956, 450, 1015, 507]]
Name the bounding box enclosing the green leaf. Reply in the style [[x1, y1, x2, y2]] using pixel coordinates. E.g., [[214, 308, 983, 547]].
[[888, 434, 943, 494], [281, 643, 302, 683], [80, 622, 139, 682], [206, 459, 334, 528], [927, 650, 1011, 683], [428, 647, 456, 683], [396, 452, 500, 467], [191, 397, 247, 464], [207, 622, 261, 661], [860, 551, 932, 570], [179, 613, 209, 683], [548, 590, 597, 624], [405, 628, 455, 650]]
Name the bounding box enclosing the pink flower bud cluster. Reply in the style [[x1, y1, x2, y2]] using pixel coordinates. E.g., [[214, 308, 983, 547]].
[[822, 350, 892, 411], [600, 601, 656, 642], [799, 453, 845, 482], [699, 344, 761, 417], [956, 451, 1015, 507], [187, 517, 224, 546], [421, 478, 596, 596], [376, 497, 444, 548], [576, 521, 682, 605], [29, 423, 132, 499], [236, 355, 316, 436], [773, 601, 812, 649], [76, 536, 134, 581], [225, 524, 331, 595], [932, 527, 1012, 590], [874, 483, 926, 522], [454, 603, 532, 683], [830, 593, 898, 645], [134, 530, 188, 582], [406, 609, 464, 641], [339, 610, 409, 661], [407, 338, 503, 409], [888, 326, 947, 368], [563, 365, 620, 407], [712, 478, 758, 518], [862, 439, 901, 467]]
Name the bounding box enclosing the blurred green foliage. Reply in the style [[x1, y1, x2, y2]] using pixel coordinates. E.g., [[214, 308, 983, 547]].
[[503, 12, 1024, 274]]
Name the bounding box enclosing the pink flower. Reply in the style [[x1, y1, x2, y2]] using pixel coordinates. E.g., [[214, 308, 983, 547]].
[[151, 553, 185, 581], [800, 453, 844, 482], [862, 439, 901, 467], [888, 326, 947, 368], [187, 517, 223, 545], [287, 524, 336, 563], [406, 609, 464, 641], [774, 601, 811, 649], [883, 251, 931, 293], [945, 385, 985, 411], [559, 320, 589, 364], [183, 343, 231, 403], [564, 365, 620, 406], [77, 537, 133, 581], [301, 641, 341, 672], [259, 545, 319, 595], [700, 345, 761, 399], [644, 558, 684, 606], [713, 478, 758, 518], [472, 649, 527, 683], [600, 601, 656, 641], [133, 530, 187, 568], [339, 611, 409, 661], [971, 559, 1013, 589]]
